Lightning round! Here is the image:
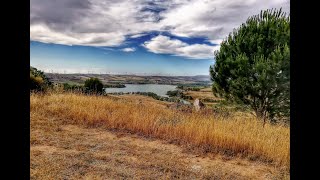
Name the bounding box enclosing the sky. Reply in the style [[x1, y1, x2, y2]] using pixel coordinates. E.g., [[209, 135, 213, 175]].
[[30, 0, 290, 76]]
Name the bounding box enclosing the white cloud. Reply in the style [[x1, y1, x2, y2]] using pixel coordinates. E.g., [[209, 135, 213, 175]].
[[130, 33, 148, 38], [159, 0, 290, 42], [31, 0, 290, 52], [122, 47, 136, 52], [143, 35, 219, 59], [209, 39, 224, 45], [30, 0, 160, 46], [30, 24, 125, 46]]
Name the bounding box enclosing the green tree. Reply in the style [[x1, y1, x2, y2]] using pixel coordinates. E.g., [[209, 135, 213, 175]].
[[63, 83, 85, 92], [209, 8, 290, 124], [84, 78, 104, 94]]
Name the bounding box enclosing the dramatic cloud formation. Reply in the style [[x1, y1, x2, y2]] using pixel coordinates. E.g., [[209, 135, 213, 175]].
[[143, 35, 219, 59], [30, 0, 289, 58], [158, 0, 290, 40]]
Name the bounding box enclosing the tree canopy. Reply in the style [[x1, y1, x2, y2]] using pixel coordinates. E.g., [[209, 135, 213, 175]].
[[84, 78, 104, 94], [209, 8, 290, 123]]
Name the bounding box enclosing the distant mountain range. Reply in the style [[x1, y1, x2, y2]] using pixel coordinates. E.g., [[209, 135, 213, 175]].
[[45, 73, 211, 86]]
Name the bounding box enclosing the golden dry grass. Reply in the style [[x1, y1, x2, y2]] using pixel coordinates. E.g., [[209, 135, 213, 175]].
[[31, 121, 287, 179], [184, 88, 215, 99], [184, 87, 223, 105], [30, 92, 289, 170]]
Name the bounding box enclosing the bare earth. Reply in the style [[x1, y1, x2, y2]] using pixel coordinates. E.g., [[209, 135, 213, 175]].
[[31, 114, 286, 179]]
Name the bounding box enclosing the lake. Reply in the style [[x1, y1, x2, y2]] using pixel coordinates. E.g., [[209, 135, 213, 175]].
[[104, 84, 177, 97]]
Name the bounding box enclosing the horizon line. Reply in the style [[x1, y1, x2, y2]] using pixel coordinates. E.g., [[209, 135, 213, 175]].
[[44, 72, 210, 77]]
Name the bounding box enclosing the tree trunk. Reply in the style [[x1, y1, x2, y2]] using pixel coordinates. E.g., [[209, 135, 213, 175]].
[[262, 117, 267, 128], [255, 109, 268, 127]]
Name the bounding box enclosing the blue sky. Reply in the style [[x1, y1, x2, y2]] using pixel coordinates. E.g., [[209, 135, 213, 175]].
[[30, 39, 214, 76], [30, 31, 216, 75], [30, 0, 289, 76]]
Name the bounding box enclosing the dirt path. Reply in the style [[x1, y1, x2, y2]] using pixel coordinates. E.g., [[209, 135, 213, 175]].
[[31, 117, 285, 179]]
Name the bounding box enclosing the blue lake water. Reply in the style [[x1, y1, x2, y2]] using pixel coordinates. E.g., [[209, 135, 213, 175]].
[[104, 84, 177, 97]]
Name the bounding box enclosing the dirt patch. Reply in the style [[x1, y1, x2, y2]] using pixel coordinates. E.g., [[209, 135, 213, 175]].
[[31, 122, 287, 179]]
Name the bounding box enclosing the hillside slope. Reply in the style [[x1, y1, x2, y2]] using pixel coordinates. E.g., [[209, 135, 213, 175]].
[[31, 117, 286, 179], [31, 93, 289, 179]]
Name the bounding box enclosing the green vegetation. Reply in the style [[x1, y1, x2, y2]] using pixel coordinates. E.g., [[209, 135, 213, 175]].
[[210, 9, 290, 124], [63, 83, 85, 92], [177, 85, 200, 91], [45, 73, 211, 86], [177, 84, 210, 90], [104, 84, 126, 88], [84, 78, 104, 94], [188, 87, 200, 91], [213, 100, 251, 114], [201, 98, 222, 103], [107, 92, 181, 103], [30, 66, 52, 91], [166, 90, 193, 100], [166, 90, 184, 97]]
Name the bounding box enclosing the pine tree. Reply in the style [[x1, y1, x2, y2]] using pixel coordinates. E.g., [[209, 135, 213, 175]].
[[210, 8, 290, 124]]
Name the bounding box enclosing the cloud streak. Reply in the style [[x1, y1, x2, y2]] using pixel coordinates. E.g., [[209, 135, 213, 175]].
[[121, 47, 136, 52]]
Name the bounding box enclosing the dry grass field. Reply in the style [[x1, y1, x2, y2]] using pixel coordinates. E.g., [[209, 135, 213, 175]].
[[31, 92, 289, 179], [183, 87, 223, 106]]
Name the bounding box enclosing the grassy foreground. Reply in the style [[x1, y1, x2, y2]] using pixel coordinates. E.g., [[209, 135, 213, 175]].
[[30, 92, 289, 169]]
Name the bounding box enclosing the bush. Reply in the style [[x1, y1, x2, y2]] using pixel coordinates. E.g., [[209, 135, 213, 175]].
[[30, 67, 52, 91], [30, 74, 44, 91], [177, 85, 200, 91], [189, 87, 200, 91], [183, 95, 193, 100], [104, 84, 126, 88], [201, 98, 221, 103], [166, 90, 184, 97], [63, 83, 85, 92], [84, 78, 104, 94]]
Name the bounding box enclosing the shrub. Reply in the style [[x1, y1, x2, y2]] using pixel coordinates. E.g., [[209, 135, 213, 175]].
[[63, 83, 85, 92], [30, 67, 52, 91], [30, 74, 44, 91], [166, 90, 184, 97], [104, 84, 126, 88], [177, 85, 201, 91], [84, 78, 104, 94]]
